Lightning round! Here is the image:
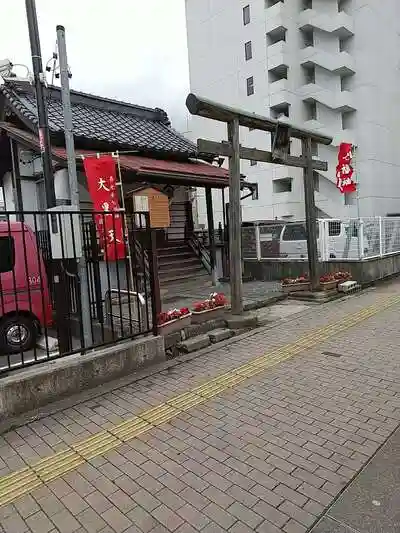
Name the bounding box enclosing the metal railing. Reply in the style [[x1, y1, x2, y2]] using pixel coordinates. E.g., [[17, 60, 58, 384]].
[[104, 289, 148, 335], [188, 231, 212, 274], [241, 217, 400, 262], [0, 210, 158, 373]]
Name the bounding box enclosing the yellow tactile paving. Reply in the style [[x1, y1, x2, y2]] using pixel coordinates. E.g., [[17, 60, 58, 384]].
[[0, 293, 398, 507], [110, 417, 152, 442]]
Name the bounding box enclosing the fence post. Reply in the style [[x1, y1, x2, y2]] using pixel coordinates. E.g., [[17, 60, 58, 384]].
[[148, 227, 162, 336], [319, 220, 327, 262], [358, 218, 365, 260], [255, 225, 261, 260], [379, 216, 384, 257]]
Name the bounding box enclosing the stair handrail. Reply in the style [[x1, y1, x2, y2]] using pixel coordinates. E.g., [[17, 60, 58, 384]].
[[127, 229, 151, 293], [188, 230, 212, 274]]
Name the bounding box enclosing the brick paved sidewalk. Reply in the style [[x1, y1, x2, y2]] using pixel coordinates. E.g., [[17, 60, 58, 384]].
[[0, 283, 399, 532]]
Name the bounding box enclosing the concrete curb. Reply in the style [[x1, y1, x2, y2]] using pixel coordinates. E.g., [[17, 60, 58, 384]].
[[0, 335, 164, 425]]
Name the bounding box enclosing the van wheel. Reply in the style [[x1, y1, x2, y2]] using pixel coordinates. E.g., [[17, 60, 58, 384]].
[[0, 316, 37, 354]]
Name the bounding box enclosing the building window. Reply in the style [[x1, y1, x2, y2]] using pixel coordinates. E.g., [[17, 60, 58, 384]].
[[245, 41, 253, 60], [304, 101, 317, 121], [313, 171, 320, 192], [302, 0, 312, 10], [250, 159, 257, 166], [267, 0, 283, 7], [303, 65, 315, 84], [273, 178, 293, 194], [243, 5, 250, 25], [246, 76, 254, 96], [302, 29, 314, 48]]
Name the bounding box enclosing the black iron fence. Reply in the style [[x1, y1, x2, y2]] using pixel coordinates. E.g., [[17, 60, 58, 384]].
[[0, 210, 160, 373]]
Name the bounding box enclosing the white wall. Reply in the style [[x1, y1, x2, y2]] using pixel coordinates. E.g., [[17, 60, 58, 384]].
[[185, 0, 400, 224], [2, 171, 39, 228], [350, 0, 400, 216]]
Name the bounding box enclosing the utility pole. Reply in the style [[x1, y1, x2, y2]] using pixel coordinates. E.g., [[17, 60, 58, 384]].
[[56, 24, 93, 348], [25, 0, 73, 354], [25, 0, 56, 208], [56, 25, 78, 205]]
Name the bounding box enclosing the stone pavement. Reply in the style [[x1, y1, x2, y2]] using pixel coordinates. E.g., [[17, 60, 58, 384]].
[[310, 422, 400, 533], [0, 282, 400, 532], [162, 280, 282, 310]]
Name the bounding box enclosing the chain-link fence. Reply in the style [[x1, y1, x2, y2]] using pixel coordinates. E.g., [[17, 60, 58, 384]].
[[242, 217, 400, 262]]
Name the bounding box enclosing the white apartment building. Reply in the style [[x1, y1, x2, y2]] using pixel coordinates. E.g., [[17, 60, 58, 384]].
[[185, 0, 400, 225]]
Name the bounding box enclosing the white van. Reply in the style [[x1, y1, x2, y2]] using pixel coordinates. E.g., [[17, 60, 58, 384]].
[[258, 220, 367, 260]]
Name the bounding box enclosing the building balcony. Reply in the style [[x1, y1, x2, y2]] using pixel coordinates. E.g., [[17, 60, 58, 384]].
[[298, 83, 356, 112], [269, 79, 294, 108], [303, 120, 355, 147], [299, 9, 354, 38], [267, 41, 290, 71], [265, 1, 287, 35], [300, 46, 355, 76]]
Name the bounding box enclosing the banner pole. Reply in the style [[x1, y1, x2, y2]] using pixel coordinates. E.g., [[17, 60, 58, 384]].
[[115, 153, 135, 295], [353, 146, 360, 220]]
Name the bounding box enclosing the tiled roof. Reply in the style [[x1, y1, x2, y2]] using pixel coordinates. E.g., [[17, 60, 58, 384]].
[[0, 80, 198, 157], [0, 122, 229, 188]]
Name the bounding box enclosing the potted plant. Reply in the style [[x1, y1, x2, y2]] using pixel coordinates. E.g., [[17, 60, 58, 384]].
[[334, 271, 352, 282], [281, 274, 310, 293], [157, 307, 191, 335], [191, 292, 228, 324], [319, 273, 338, 291]]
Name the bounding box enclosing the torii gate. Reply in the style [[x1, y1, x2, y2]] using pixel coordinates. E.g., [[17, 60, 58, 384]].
[[186, 94, 333, 315]]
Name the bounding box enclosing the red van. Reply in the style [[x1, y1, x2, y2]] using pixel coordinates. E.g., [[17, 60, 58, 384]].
[[0, 222, 53, 353]]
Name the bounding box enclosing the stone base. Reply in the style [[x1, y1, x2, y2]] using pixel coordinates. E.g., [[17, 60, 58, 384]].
[[208, 329, 234, 344], [177, 335, 211, 354], [289, 289, 341, 303], [226, 313, 259, 330], [338, 280, 360, 293]]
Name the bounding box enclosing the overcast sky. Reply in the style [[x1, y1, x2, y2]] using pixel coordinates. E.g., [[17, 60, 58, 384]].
[[0, 1, 190, 131]]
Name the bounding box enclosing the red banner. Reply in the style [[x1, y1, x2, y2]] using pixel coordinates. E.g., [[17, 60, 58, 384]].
[[83, 155, 126, 261], [336, 142, 356, 194]]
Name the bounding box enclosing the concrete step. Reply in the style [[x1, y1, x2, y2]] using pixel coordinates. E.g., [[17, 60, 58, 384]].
[[159, 262, 204, 273], [158, 245, 190, 255], [208, 329, 233, 344], [158, 252, 200, 265], [177, 334, 211, 353], [159, 266, 206, 280], [160, 271, 210, 284], [158, 257, 200, 269]]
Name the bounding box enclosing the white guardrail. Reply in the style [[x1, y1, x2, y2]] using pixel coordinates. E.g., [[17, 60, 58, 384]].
[[241, 217, 400, 262]]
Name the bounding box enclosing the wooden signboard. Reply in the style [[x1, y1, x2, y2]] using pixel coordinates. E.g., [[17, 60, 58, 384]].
[[132, 188, 170, 229]]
